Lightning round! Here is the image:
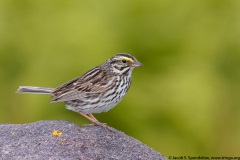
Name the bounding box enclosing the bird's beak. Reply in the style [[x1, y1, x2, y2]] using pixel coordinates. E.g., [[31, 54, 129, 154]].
[[132, 60, 143, 67]]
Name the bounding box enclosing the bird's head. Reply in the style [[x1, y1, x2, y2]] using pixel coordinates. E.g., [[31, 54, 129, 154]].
[[108, 53, 143, 75]]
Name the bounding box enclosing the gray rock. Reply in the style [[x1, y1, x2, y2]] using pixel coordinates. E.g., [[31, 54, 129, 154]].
[[0, 120, 166, 160]]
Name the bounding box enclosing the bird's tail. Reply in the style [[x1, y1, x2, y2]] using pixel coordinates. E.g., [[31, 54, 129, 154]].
[[16, 86, 54, 94]]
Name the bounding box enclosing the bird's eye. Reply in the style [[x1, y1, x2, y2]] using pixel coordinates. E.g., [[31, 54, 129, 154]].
[[122, 59, 127, 63]]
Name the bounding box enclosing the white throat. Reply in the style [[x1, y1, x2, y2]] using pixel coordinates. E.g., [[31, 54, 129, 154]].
[[112, 67, 133, 75]]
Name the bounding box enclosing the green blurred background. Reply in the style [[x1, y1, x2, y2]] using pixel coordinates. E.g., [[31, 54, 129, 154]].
[[1, 0, 240, 156]]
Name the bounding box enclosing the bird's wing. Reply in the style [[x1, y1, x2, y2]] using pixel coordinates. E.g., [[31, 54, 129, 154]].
[[51, 67, 115, 103]]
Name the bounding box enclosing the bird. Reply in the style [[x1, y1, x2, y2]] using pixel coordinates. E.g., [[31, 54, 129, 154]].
[[16, 53, 143, 126]]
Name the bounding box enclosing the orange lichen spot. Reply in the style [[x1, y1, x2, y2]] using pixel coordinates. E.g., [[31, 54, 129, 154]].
[[52, 129, 62, 137], [11, 132, 15, 136], [61, 138, 67, 145]]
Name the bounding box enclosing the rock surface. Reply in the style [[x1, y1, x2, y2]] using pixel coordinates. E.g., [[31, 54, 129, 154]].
[[0, 120, 166, 160]]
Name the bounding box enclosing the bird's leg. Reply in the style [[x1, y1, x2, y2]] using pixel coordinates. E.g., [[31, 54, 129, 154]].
[[88, 114, 108, 127], [88, 114, 98, 121], [78, 112, 107, 127], [78, 112, 96, 123], [78, 112, 116, 132]]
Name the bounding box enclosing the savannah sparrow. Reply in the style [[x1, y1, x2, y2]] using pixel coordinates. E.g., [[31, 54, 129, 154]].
[[16, 53, 142, 126]]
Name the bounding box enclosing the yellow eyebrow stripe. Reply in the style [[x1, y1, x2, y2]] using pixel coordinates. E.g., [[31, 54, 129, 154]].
[[118, 56, 134, 63]]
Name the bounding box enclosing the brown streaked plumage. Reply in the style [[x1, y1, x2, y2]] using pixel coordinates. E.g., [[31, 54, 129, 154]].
[[16, 53, 142, 126]]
